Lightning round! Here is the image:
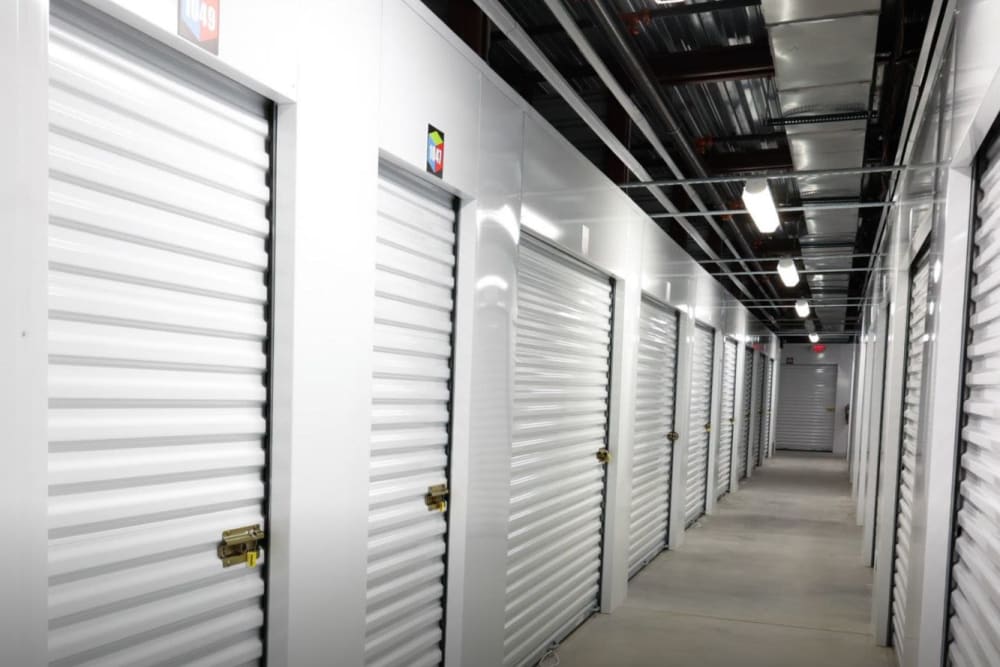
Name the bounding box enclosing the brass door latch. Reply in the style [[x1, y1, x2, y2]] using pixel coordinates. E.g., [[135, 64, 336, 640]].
[[425, 484, 449, 512], [596, 448, 611, 464], [218, 524, 265, 568], [667, 431, 679, 442]]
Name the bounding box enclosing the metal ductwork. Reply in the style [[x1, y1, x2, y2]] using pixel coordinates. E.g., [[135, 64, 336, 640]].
[[759, 0, 882, 337]]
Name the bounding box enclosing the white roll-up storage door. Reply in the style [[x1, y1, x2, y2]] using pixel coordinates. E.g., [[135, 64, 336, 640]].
[[947, 133, 1000, 666], [890, 254, 929, 662], [47, 15, 272, 666], [752, 353, 763, 469], [685, 325, 715, 525], [505, 236, 613, 667], [628, 297, 679, 577], [759, 359, 774, 465], [716, 340, 738, 498], [364, 170, 457, 667], [739, 348, 753, 480], [775, 365, 837, 452]]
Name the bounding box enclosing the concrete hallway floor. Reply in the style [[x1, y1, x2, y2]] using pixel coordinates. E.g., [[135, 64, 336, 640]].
[[556, 452, 893, 667]]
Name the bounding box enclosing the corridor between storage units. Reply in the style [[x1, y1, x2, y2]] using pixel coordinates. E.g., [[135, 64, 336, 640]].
[[558, 453, 894, 667]]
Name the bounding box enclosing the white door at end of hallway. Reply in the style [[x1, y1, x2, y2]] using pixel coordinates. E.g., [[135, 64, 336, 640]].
[[775, 365, 837, 452], [364, 169, 458, 667], [685, 324, 715, 526], [504, 235, 614, 667], [628, 297, 679, 577], [46, 16, 273, 666], [716, 339, 738, 497]]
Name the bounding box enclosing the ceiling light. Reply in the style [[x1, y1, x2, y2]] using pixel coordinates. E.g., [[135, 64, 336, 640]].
[[808, 333, 820, 344], [654, 0, 686, 4], [742, 178, 780, 233], [776, 257, 800, 287], [795, 299, 810, 318]]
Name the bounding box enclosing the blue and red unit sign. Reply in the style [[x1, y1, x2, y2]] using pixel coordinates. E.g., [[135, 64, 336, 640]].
[[178, 0, 220, 55], [427, 125, 445, 178]]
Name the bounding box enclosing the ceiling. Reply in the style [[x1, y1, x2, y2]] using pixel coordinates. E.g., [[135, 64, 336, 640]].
[[423, 0, 935, 343]]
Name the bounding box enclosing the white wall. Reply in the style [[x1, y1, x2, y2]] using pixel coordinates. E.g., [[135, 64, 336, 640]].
[[779, 344, 856, 456]]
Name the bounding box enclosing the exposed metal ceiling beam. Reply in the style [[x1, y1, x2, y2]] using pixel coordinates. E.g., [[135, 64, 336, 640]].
[[647, 43, 773, 85], [491, 0, 762, 42], [650, 199, 937, 219], [703, 149, 793, 173], [528, 43, 773, 86], [468, 0, 778, 322], [619, 162, 946, 188], [574, 0, 787, 312], [533, 0, 784, 319], [699, 253, 883, 265]]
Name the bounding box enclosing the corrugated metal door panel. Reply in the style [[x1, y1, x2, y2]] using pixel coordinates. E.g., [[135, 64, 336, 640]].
[[739, 348, 753, 479], [685, 325, 714, 525], [627, 297, 679, 577], [775, 365, 837, 452], [504, 236, 613, 667], [890, 254, 930, 661], [762, 360, 775, 463], [46, 19, 271, 667], [752, 354, 763, 469], [947, 135, 1000, 667], [716, 340, 738, 497], [364, 172, 456, 667]]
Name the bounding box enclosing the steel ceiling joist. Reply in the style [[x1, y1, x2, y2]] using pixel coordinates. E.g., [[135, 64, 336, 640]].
[[469, 0, 779, 322], [619, 162, 947, 188]]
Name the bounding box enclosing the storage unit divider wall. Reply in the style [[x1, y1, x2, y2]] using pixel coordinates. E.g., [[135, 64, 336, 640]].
[[365, 168, 458, 667], [739, 346, 754, 480], [504, 234, 614, 667], [889, 251, 930, 663], [46, 14, 274, 666], [627, 296, 679, 577], [716, 339, 738, 498], [947, 129, 1000, 667], [684, 324, 715, 526]]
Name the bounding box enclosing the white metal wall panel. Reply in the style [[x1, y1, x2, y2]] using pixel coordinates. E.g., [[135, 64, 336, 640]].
[[627, 297, 679, 577], [752, 353, 763, 469], [775, 365, 837, 452], [947, 136, 1000, 667], [504, 236, 613, 667], [685, 325, 715, 525], [716, 340, 738, 497], [739, 348, 753, 479], [890, 254, 930, 662], [364, 172, 456, 667], [46, 19, 272, 666]]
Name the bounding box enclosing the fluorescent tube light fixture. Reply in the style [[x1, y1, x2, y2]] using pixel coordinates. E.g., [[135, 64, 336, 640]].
[[808, 333, 820, 344], [795, 299, 810, 318], [654, 0, 686, 4], [742, 178, 780, 233], [777, 257, 800, 287]]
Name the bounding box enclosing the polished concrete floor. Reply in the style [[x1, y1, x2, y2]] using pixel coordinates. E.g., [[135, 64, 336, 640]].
[[557, 452, 894, 667]]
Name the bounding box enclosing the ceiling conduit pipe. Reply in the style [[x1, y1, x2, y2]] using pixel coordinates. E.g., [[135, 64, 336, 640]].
[[470, 0, 777, 322], [572, 0, 785, 308]]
